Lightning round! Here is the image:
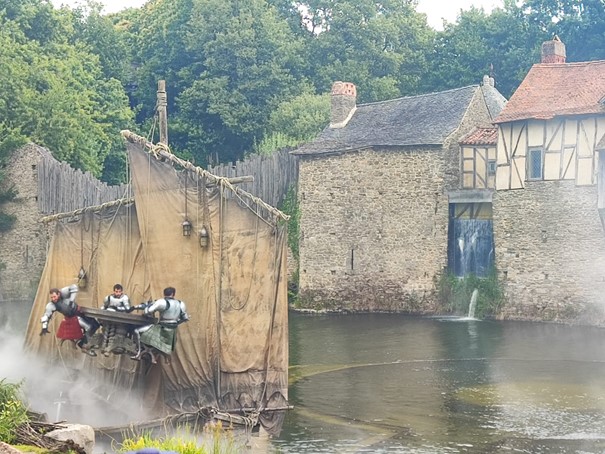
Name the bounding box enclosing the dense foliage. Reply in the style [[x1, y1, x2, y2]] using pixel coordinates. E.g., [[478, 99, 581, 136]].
[[0, 379, 28, 445], [118, 422, 241, 454], [438, 271, 505, 318], [0, 0, 134, 178], [279, 184, 301, 303], [1, 0, 605, 173]]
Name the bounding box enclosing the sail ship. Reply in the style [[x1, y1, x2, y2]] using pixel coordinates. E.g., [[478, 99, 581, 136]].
[[23, 131, 289, 435]]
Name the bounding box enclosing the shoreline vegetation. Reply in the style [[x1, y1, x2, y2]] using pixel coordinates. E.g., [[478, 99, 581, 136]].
[[0, 380, 243, 454]]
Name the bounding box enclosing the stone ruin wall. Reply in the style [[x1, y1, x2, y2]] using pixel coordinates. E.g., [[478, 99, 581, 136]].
[[0, 144, 53, 301]]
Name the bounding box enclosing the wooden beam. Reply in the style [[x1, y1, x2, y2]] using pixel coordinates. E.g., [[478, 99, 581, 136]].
[[207, 175, 253, 186], [157, 80, 168, 145], [40, 197, 134, 223]]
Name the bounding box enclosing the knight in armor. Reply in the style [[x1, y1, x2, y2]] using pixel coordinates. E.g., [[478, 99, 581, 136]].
[[99, 283, 132, 355], [131, 286, 189, 364], [40, 285, 100, 356], [102, 284, 131, 312]]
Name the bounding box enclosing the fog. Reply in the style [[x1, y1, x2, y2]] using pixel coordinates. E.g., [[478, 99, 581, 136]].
[[0, 300, 148, 429]]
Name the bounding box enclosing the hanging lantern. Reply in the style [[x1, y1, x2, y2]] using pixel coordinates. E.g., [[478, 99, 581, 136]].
[[182, 219, 192, 237], [199, 226, 209, 248], [77, 267, 87, 289]]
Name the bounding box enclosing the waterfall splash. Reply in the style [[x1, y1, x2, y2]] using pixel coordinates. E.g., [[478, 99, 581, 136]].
[[468, 288, 479, 319]]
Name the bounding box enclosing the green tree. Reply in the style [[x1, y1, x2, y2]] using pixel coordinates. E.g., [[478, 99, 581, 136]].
[[174, 0, 306, 164], [522, 0, 605, 62], [267, 90, 330, 142], [294, 0, 435, 101], [0, 1, 134, 179], [0, 127, 25, 232], [68, 1, 133, 83], [126, 0, 197, 123], [0, 0, 72, 45], [425, 1, 546, 98]]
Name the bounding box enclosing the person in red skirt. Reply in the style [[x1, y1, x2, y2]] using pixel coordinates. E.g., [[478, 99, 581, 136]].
[[40, 284, 100, 356]]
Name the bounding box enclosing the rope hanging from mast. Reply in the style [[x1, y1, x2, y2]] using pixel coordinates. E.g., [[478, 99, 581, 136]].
[[120, 130, 289, 224]]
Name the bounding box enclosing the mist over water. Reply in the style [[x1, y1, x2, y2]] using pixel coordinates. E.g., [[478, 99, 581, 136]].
[[0, 299, 148, 428]]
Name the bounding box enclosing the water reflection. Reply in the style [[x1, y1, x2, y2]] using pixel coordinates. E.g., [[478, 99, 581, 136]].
[[273, 313, 605, 453]]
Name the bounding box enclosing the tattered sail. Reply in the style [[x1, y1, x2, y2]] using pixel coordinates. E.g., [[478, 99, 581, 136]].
[[23, 132, 289, 433]]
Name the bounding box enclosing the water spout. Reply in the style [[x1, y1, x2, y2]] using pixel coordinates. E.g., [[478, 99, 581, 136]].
[[54, 391, 65, 422], [458, 238, 465, 276], [468, 288, 479, 319]]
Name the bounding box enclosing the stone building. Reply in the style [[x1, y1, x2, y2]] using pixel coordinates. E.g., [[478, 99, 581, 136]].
[[292, 80, 506, 311], [491, 37, 605, 323]]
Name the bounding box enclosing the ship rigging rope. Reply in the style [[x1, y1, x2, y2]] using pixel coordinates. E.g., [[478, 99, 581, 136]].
[[120, 130, 289, 223], [214, 183, 225, 401], [258, 228, 284, 412], [78, 195, 128, 308], [195, 172, 201, 319], [141, 114, 158, 301]]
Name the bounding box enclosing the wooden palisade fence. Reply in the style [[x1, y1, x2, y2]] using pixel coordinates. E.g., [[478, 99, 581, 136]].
[[207, 148, 298, 208], [38, 148, 297, 216], [37, 155, 129, 215]]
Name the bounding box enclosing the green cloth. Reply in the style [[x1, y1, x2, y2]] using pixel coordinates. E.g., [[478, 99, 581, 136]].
[[140, 324, 177, 355]]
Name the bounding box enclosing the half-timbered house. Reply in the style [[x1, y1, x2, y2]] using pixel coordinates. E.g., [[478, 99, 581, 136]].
[[448, 122, 500, 279], [492, 36, 605, 322]]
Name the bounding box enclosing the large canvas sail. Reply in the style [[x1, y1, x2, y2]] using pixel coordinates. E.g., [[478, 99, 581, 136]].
[[127, 141, 288, 422], [23, 134, 289, 432], [23, 203, 152, 422]]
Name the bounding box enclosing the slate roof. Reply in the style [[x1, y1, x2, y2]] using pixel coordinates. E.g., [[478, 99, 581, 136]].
[[459, 127, 498, 146], [293, 85, 481, 156], [494, 60, 605, 123], [482, 83, 507, 120]]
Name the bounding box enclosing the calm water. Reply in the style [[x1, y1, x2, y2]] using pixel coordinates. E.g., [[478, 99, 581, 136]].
[[7, 302, 605, 453], [269, 313, 605, 453]]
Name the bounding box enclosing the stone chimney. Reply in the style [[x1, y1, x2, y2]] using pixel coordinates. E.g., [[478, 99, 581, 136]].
[[541, 35, 566, 64], [330, 81, 356, 128]]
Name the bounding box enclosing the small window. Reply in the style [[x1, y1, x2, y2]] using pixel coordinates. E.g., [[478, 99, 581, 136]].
[[487, 160, 497, 176], [528, 148, 543, 180]]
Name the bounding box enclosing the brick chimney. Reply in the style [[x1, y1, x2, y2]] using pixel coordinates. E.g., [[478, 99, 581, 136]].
[[330, 81, 356, 128], [541, 35, 566, 64]]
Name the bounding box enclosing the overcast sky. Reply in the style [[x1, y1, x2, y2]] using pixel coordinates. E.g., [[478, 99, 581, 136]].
[[51, 0, 501, 30]]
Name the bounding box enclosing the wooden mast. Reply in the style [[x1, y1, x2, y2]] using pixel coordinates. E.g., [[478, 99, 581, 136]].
[[157, 80, 168, 145]]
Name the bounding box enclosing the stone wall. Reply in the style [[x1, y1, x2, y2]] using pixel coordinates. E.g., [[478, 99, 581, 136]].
[[493, 180, 605, 324], [297, 148, 449, 311], [296, 86, 494, 312], [0, 144, 53, 300]]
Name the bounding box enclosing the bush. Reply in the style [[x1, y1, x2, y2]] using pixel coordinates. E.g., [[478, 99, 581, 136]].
[[118, 421, 241, 454], [0, 379, 29, 444], [252, 133, 304, 156], [279, 184, 300, 304], [437, 270, 504, 318]]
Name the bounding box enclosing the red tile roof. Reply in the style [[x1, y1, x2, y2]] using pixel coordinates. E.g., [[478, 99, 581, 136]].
[[494, 60, 605, 123], [459, 127, 498, 145]]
